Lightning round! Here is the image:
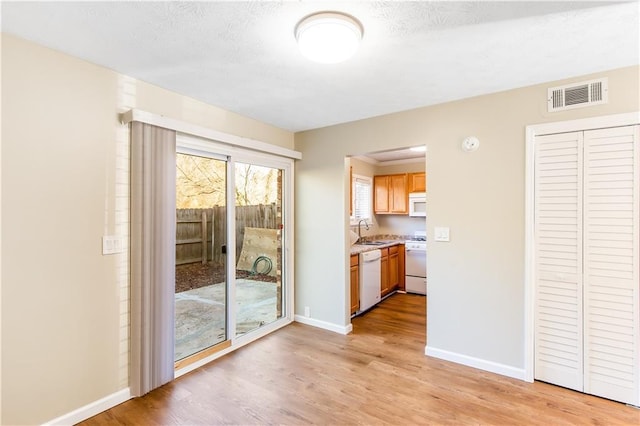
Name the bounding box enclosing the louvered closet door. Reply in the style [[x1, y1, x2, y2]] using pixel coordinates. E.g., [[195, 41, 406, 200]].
[[583, 125, 639, 405], [534, 131, 584, 391]]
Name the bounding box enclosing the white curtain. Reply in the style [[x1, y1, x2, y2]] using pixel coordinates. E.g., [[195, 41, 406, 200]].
[[130, 122, 176, 396]]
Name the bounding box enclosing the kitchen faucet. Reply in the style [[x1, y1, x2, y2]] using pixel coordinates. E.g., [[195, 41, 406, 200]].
[[358, 219, 369, 240]]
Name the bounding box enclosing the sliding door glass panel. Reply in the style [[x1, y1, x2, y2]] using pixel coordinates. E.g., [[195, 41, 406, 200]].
[[174, 153, 228, 361], [234, 162, 284, 336]]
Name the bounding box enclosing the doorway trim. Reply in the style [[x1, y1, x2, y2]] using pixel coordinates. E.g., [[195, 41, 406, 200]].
[[524, 111, 640, 382]]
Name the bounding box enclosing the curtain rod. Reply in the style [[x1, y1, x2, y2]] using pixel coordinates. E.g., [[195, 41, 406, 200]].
[[120, 109, 302, 160]]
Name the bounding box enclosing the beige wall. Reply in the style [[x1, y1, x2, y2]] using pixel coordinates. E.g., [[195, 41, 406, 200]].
[[375, 160, 425, 175], [376, 215, 426, 237], [295, 66, 639, 370], [1, 34, 293, 425], [349, 156, 376, 178]]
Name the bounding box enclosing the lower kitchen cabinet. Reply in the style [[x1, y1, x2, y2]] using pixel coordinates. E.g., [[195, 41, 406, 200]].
[[398, 244, 406, 292], [388, 245, 399, 292], [352, 244, 405, 313], [380, 248, 389, 297], [381, 244, 405, 297], [350, 254, 359, 315]]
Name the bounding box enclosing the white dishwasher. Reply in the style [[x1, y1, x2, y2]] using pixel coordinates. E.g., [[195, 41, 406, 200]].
[[359, 249, 381, 312]]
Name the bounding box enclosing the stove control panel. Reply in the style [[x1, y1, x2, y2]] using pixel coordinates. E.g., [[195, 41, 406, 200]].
[[405, 242, 426, 251]]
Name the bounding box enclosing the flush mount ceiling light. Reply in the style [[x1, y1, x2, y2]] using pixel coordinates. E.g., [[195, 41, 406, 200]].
[[294, 11, 363, 64]]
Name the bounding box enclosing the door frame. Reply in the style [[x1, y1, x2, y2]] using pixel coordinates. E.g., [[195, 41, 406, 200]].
[[524, 111, 640, 382]]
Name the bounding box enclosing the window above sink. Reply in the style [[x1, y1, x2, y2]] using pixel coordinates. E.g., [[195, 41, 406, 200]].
[[350, 173, 372, 226]]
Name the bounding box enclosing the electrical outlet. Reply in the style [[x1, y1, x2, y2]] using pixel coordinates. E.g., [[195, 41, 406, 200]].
[[102, 235, 124, 255], [304, 306, 310, 317], [434, 227, 450, 242]]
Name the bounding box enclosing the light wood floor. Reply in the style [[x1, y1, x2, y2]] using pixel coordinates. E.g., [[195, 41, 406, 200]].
[[82, 294, 639, 425]]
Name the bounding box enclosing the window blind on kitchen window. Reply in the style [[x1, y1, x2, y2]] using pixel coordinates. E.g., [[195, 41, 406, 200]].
[[353, 175, 372, 220]]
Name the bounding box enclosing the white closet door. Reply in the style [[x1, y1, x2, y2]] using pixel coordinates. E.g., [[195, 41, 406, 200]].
[[534, 131, 584, 391], [583, 125, 639, 405]]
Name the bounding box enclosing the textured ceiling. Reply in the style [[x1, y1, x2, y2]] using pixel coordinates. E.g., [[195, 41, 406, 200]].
[[2, 1, 639, 134]]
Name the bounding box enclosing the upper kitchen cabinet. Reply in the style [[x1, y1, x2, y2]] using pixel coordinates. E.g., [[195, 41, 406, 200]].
[[374, 173, 408, 214], [408, 172, 426, 193]]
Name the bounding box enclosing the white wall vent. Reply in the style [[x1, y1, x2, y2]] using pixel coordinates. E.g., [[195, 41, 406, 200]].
[[547, 78, 608, 112]]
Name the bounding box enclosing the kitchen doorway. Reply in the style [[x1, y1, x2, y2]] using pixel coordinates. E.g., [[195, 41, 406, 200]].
[[346, 145, 427, 327]]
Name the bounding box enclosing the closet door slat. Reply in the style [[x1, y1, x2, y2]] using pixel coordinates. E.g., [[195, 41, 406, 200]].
[[534, 131, 584, 391], [583, 125, 639, 406]]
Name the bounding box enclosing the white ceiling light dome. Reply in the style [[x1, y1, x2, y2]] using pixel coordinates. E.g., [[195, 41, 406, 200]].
[[295, 11, 363, 64]]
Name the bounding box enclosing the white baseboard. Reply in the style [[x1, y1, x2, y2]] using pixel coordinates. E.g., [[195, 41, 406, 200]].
[[294, 314, 353, 335], [425, 345, 526, 381], [44, 388, 131, 426]]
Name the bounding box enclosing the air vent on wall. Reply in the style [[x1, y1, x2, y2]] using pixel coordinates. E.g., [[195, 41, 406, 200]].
[[548, 78, 608, 112]]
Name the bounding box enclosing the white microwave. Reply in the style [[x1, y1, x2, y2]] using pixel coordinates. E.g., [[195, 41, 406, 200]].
[[409, 192, 426, 217]]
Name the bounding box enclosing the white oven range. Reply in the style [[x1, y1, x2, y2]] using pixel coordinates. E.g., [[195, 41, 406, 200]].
[[405, 231, 427, 295]]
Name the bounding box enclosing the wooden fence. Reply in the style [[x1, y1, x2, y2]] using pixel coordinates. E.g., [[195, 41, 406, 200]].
[[176, 205, 279, 266]]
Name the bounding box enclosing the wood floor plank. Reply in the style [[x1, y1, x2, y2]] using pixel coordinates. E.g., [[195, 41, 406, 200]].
[[81, 294, 640, 425]]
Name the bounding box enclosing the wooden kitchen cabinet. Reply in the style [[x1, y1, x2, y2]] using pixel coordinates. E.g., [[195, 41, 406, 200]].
[[389, 175, 408, 213], [398, 244, 406, 292], [380, 248, 390, 297], [388, 245, 400, 293], [408, 172, 426, 193], [374, 175, 390, 213], [380, 244, 405, 297], [350, 254, 359, 315], [374, 173, 409, 214]]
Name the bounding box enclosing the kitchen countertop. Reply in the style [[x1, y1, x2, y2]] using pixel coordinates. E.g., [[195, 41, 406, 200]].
[[350, 235, 407, 256]]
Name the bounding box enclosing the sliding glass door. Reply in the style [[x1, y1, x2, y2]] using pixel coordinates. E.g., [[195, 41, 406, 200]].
[[174, 153, 228, 362], [234, 162, 284, 336], [174, 135, 292, 369]]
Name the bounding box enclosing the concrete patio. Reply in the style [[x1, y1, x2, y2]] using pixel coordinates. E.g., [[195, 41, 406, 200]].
[[175, 279, 278, 361]]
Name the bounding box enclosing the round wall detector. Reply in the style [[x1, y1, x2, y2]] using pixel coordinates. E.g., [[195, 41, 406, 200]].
[[462, 136, 480, 152]]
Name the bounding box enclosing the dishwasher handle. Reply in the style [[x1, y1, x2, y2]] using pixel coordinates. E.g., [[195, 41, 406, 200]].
[[359, 249, 381, 263]]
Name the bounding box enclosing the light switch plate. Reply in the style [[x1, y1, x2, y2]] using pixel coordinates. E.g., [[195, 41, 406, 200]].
[[102, 235, 125, 255], [434, 227, 450, 242]]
